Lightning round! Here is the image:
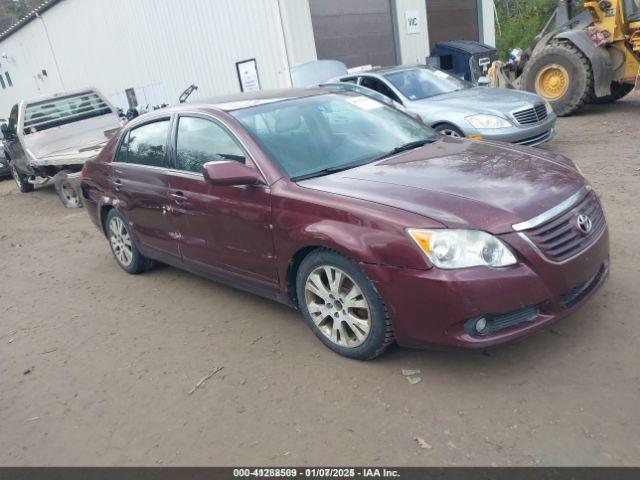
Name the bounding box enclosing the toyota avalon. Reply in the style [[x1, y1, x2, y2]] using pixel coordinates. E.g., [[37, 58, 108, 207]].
[[80, 89, 608, 359]]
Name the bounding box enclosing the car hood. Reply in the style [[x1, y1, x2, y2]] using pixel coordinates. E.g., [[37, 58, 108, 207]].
[[298, 137, 585, 234], [412, 87, 542, 114]]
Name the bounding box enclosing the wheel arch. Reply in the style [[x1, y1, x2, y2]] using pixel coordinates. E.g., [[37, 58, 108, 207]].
[[99, 203, 115, 236], [431, 122, 464, 136], [286, 245, 325, 308]]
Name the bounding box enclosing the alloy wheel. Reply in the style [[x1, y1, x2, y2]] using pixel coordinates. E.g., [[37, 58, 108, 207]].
[[108, 216, 133, 267], [439, 128, 461, 137], [304, 266, 371, 348]]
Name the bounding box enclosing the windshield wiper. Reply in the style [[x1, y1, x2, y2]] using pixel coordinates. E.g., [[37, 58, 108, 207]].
[[291, 139, 435, 182], [372, 138, 435, 161], [291, 161, 369, 182]]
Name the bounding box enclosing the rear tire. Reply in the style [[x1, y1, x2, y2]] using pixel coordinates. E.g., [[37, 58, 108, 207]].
[[9, 161, 34, 193], [296, 249, 394, 360], [521, 41, 594, 117], [105, 209, 155, 274], [589, 82, 634, 104]]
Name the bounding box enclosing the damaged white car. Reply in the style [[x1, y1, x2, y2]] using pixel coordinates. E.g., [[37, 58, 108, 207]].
[[1, 88, 121, 207]]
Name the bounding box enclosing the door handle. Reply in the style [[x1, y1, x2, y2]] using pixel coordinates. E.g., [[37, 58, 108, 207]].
[[114, 178, 123, 191], [169, 191, 186, 204]]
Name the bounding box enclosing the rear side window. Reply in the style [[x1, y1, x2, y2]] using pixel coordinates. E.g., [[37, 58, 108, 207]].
[[23, 91, 113, 134], [117, 120, 170, 168], [176, 116, 245, 173], [360, 76, 401, 103]]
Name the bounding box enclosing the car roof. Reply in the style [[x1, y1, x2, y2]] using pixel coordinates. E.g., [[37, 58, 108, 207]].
[[194, 87, 332, 111], [355, 65, 428, 76]]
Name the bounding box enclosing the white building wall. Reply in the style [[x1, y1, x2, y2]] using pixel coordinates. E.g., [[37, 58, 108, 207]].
[[277, 0, 317, 68], [481, 0, 496, 47], [392, 0, 430, 64], [0, 0, 316, 114]]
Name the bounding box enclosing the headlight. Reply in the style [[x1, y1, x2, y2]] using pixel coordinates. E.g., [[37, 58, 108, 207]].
[[465, 114, 512, 129], [407, 229, 517, 269], [545, 101, 554, 115]]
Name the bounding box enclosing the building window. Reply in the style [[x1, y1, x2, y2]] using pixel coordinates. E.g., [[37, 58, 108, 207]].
[[5, 72, 12, 87], [0, 75, 5, 89]]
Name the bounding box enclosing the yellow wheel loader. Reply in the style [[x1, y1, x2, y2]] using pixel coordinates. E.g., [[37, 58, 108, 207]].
[[491, 0, 640, 116]]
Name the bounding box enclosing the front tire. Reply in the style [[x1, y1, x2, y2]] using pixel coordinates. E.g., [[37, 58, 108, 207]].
[[521, 41, 594, 117], [9, 161, 34, 193], [296, 249, 394, 360], [434, 123, 464, 138], [105, 209, 154, 274]]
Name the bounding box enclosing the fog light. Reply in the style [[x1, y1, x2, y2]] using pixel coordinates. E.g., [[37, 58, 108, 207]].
[[475, 317, 488, 333]]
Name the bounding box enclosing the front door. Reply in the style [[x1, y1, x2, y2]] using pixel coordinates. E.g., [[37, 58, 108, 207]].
[[4, 104, 27, 170], [111, 118, 180, 260], [167, 114, 277, 289]]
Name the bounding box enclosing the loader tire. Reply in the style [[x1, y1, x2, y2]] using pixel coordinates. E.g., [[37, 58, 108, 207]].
[[589, 82, 634, 104], [521, 41, 594, 117]]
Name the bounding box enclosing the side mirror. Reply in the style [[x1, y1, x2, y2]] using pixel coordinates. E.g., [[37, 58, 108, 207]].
[[203, 161, 264, 186]]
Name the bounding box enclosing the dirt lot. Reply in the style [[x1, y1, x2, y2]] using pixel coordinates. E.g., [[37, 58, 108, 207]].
[[1, 97, 639, 467]]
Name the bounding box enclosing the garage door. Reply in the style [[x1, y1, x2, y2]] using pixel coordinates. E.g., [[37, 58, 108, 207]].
[[309, 0, 397, 68], [427, 0, 479, 48]]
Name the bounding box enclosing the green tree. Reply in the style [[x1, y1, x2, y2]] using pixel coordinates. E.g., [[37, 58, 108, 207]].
[[494, 0, 560, 59], [7, 0, 30, 21]]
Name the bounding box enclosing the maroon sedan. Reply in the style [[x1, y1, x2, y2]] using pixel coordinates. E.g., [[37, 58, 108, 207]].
[[80, 89, 609, 360]]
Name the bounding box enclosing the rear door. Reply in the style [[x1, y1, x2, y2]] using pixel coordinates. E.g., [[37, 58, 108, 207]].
[[112, 118, 180, 260], [167, 113, 277, 288]]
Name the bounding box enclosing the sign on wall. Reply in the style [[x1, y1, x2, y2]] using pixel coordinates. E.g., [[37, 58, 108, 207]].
[[405, 10, 420, 34], [236, 59, 261, 92]]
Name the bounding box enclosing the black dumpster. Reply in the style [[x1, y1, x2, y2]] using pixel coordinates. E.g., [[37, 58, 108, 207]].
[[427, 40, 498, 84]]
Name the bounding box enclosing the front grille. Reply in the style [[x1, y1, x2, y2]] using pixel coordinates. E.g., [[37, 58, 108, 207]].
[[513, 103, 548, 125], [524, 191, 606, 263], [560, 265, 605, 308], [465, 306, 539, 336]]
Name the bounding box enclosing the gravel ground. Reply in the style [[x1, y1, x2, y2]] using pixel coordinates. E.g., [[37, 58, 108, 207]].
[[0, 96, 639, 466]]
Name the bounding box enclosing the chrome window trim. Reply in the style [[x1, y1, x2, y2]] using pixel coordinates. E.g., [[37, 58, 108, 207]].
[[512, 186, 591, 232], [517, 225, 606, 265], [174, 112, 269, 184]]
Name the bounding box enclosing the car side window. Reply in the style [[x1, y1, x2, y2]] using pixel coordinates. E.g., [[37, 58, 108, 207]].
[[360, 76, 402, 104], [115, 131, 130, 163], [119, 120, 170, 168], [176, 116, 245, 173]]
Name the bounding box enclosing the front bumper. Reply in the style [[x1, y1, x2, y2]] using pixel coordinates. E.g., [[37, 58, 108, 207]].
[[466, 114, 557, 147], [362, 226, 609, 349]]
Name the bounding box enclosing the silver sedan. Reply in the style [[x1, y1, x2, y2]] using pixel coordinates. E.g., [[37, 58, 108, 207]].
[[336, 66, 557, 147]]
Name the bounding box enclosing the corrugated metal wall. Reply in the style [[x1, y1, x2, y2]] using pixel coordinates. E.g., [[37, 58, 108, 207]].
[[0, 0, 317, 114]]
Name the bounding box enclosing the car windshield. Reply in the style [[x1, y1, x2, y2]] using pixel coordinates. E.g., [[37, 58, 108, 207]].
[[231, 93, 438, 180], [384, 67, 472, 101], [23, 91, 114, 135]]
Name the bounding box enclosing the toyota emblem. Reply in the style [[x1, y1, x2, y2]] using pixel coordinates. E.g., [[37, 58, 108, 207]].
[[576, 214, 593, 235]]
